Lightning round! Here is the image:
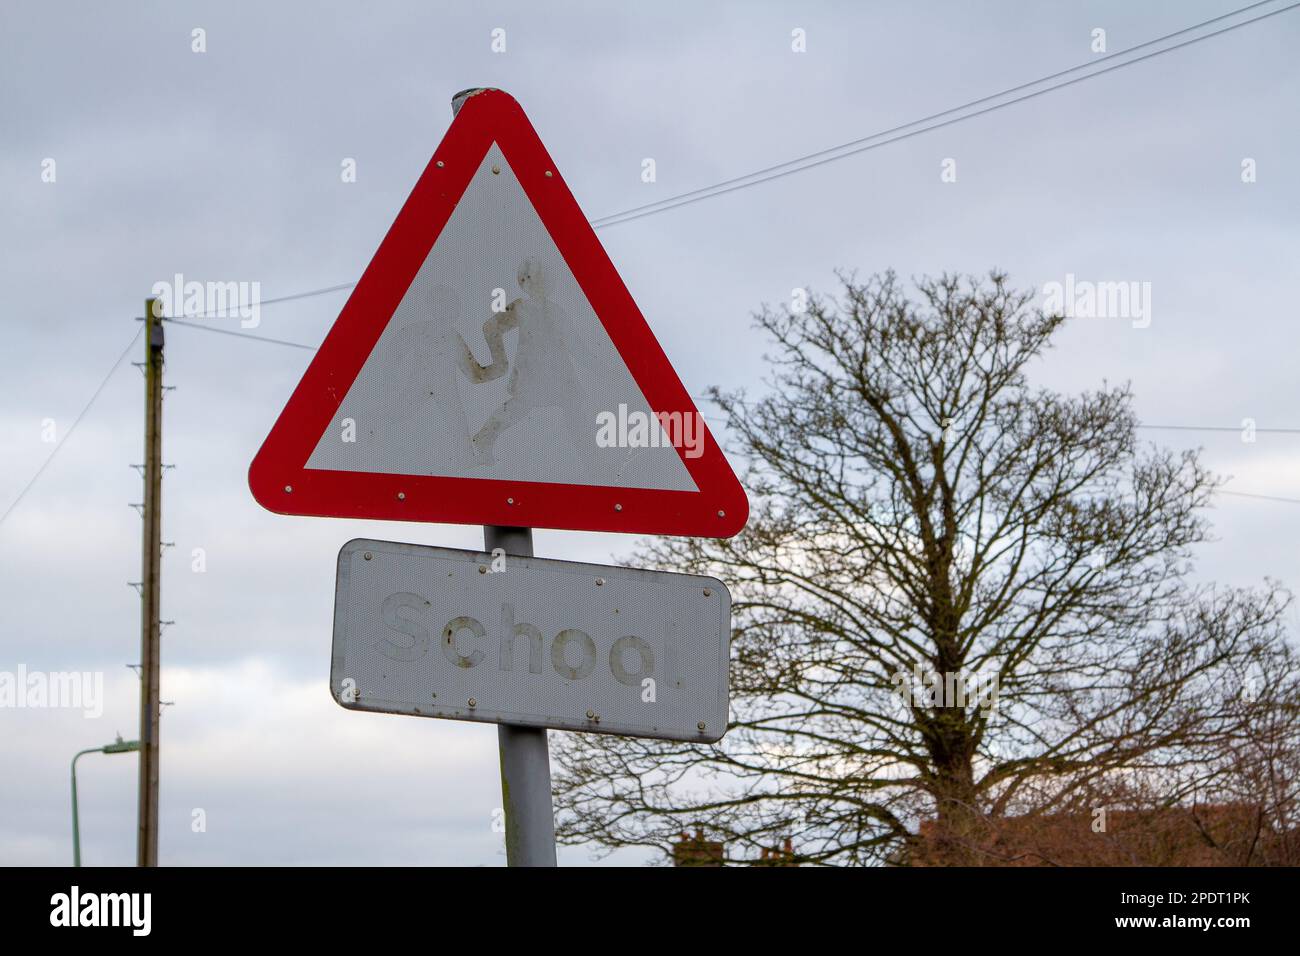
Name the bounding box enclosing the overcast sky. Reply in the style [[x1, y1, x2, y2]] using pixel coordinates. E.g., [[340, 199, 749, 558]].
[[2, 0, 1298, 866]]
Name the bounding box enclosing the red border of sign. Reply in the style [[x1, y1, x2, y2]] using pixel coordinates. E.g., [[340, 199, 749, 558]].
[[249, 89, 748, 537]]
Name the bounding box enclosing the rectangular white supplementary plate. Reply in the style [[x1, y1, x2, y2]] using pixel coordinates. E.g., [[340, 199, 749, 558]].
[[330, 538, 730, 742]]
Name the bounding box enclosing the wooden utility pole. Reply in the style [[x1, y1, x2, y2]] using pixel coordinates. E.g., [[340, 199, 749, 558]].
[[137, 296, 164, 866]]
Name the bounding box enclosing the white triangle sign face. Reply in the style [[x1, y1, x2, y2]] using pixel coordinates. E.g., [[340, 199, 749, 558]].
[[250, 89, 748, 537], [305, 143, 696, 493]]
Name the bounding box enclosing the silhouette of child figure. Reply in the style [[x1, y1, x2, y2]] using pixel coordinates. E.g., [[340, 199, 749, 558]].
[[458, 258, 590, 466]]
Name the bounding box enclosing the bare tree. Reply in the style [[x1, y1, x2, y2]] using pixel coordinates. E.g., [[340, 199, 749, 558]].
[[552, 270, 1297, 865]]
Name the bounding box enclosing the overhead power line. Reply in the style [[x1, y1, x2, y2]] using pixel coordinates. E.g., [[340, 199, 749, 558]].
[[589, 0, 1300, 228], [1139, 425, 1300, 435], [164, 317, 316, 350], [148, 283, 357, 322], [237, 282, 356, 309], [1219, 490, 1300, 505], [160, 0, 1298, 318], [0, 326, 144, 529]]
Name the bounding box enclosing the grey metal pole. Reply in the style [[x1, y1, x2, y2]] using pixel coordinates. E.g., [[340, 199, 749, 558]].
[[71, 747, 97, 867], [451, 89, 556, 867], [484, 525, 557, 866], [73, 738, 140, 866]]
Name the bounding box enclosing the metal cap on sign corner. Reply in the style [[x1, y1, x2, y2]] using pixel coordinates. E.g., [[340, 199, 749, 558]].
[[451, 87, 495, 116]]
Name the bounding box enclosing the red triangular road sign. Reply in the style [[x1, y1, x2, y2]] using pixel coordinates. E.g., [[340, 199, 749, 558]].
[[249, 89, 747, 537]]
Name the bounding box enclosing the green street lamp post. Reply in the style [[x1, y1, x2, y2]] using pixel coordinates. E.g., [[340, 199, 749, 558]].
[[71, 736, 140, 866]]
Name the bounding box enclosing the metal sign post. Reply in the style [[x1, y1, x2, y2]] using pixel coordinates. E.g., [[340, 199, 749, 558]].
[[484, 525, 556, 866], [464, 88, 555, 868]]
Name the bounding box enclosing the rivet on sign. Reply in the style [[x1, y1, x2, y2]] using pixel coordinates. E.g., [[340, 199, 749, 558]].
[[507, 497, 515, 505], [586, 709, 595, 719], [697, 721, 707, 732], [595, 577, 605, 586], [614, 503, 623, 512], [717, 510, 725, 518], [397, 492, 406, 500], [544, 170, 553, 177], [478, 565, 487, 574], [364, 552, 373, 561], [703, 588, 712, 597], [436, 161, 445, 168], [468, 698, 477, 708], [284, 485, 293, 493], [492, 165, 500, 175]]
